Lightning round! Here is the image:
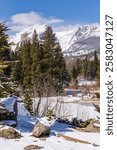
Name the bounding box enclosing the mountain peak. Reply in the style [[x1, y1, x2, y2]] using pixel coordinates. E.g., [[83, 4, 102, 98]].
[[9, 24, 100, 56]]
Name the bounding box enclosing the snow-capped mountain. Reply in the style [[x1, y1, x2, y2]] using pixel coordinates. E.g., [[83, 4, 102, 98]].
[[10, 24, 100, 57], [62, 25, 100, 56]]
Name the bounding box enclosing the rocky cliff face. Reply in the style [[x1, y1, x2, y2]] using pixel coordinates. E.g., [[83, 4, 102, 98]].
[[10, 24, 100, 57], [57, 25, 100, 56]]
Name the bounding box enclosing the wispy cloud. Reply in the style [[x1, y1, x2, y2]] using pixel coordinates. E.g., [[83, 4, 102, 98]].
[[54, 24, 80, 32], [8, 11, 64, 32], [6, 11, 99, 34]]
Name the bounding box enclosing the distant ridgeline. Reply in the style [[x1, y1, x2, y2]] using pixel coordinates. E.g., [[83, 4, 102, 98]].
[[10, 24, 100, 57]]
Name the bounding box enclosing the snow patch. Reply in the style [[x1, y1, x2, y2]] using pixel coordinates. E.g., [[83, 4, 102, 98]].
[[18, 102, 30, 116]]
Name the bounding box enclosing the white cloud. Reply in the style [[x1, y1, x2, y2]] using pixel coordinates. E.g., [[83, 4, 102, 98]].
[[53, 24, 80, 32], [8, 11, 64, 32]]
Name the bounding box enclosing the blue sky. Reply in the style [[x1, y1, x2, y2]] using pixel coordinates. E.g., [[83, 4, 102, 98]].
[[0, 0, 100, 33]]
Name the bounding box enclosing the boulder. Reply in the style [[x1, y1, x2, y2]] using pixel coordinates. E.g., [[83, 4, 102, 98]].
[[0, 104, 9, 120], [82, 120, 100, 133], [0, 97, 18, 124], [32, 122, 50, 138], [24, 145, 43, 150], [0, 125, 21, 139]]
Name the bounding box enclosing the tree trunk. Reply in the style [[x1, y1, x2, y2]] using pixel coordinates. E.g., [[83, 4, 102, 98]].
[[35, 90, 42, 116]]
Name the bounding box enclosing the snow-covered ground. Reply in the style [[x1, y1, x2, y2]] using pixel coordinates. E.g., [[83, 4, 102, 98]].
[[0, 97, 100, 150], [33, 96, 99, 121], [78, 79, 97, 86], [0, 128, 100, 150], [0, 116, 100, 150]]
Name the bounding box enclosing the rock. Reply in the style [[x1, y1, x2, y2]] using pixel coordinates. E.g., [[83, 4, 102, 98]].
[[0, 104, 9, 120], [32, 122, 50, 138], [0, 103, 5, 108], [83, 120, 100, 133], [24, 145, 43, 150], [0, 125, 21, 139], [0, 97, 18, 126], [39, 137, 46, 141]]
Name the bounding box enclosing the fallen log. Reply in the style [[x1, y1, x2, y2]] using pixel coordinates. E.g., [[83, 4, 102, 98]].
[[58, 134, 99, 147]]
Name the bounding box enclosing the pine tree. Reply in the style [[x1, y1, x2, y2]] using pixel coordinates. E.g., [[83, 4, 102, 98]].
[[93, 51, 99, 78], [11, 49, 22, 85], [53, 43, 69, 92], [0, 23, 10, 61], [82, 55, 89, 78], [21, 40, 32, 89], [42, 26, 69, 94], [76, 58, 81, 76], [30, 30, 40, 84], [0, 22, 13, 97], [41, 26, 57, 95], [42, 26, 55, 78], [88, 60, 95, 79], [72, 65, 78, 80], [96, 61, 100, 85], [30, 30, 43, 96], [71, 65, 78, 87], [0, 61, 9, 97]]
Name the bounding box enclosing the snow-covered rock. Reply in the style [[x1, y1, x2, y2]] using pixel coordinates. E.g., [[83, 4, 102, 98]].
[[0, 103, 8, 120], [0, 97, 18, 122], [1, 97, 17, 113], [0, 97, 100, 150]]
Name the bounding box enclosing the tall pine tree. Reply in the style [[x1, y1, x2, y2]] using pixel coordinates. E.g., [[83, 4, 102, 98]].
[[42, 26, 68, 95], [30, 30, 43, 96], [21, 40, 32, 89], [0, 22, 13, 97], [0, 23, 10, 61]]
